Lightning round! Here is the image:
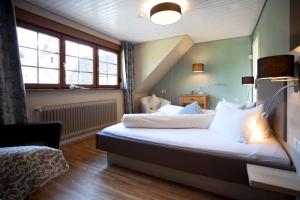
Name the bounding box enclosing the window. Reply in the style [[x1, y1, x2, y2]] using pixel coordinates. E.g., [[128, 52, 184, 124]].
[[16, 23, 120, 89], [98, 49, 118, 86], [65, 40, 93, 85], [17, 27, 60, 84]]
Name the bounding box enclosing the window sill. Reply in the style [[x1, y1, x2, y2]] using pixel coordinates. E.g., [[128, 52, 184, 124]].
[[26, 87, 123, 92]]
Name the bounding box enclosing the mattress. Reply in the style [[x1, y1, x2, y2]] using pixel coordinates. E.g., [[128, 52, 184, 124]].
[[101, 123, 291, 167]]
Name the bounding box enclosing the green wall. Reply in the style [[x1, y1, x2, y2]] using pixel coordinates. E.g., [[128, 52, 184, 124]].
[[252, 0, 290, 57], [150, 36, 252, 109]]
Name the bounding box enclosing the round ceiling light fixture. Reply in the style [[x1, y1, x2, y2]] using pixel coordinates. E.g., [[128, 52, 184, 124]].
[[150, 2, 182, 25]]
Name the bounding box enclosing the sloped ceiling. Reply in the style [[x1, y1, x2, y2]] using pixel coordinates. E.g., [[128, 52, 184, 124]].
[[135, 35, 193, 93]]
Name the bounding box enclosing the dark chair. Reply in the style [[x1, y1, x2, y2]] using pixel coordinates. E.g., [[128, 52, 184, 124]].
[[0, 121, 64, 200], [0, 121, 62, 149]]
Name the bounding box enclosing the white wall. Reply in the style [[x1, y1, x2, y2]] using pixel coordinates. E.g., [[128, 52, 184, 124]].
[[134, 35, 193, 93]]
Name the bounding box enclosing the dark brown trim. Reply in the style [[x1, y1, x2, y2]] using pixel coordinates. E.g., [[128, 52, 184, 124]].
[[25, 84, 61, 90], [93, 47, 98, 88], [15, 8, 120, 52]]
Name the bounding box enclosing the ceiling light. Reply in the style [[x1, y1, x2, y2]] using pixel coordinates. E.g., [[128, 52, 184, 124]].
[[150, 2, 182, 25]]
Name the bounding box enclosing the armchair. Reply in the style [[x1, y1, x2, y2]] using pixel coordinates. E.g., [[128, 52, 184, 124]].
[[140, 96, 171, 113]]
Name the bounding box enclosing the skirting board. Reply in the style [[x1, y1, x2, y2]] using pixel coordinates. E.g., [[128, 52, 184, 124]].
[[107, 153, 292, 200]]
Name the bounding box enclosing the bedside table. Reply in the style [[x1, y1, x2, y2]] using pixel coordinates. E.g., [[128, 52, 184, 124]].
[[247, 164, 300, 197], [179, 95, 208, 109]]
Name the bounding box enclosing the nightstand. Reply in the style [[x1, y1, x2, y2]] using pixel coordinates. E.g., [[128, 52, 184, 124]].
[[247, 164, 300, 197], [179, 94, 208, 109]]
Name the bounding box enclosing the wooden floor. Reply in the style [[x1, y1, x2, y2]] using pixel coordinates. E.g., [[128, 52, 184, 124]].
[[30, 136, 228, 200]]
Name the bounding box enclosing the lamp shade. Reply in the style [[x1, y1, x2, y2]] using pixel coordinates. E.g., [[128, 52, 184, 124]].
[[257, 55, 294, 81], [242, 76, 254, 84], [192, 63, 204, 72], [150, 2, 182, 25]]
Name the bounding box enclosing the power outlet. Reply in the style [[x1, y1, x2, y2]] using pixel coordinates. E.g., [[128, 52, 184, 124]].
[[160, 89, 167, 94], [294, 138, 300, 154]]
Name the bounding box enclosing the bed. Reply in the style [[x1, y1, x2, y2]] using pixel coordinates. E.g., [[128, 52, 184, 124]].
[[96, 84, 295, 200]]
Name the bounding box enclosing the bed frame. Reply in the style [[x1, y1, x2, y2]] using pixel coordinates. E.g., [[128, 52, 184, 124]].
[[96, 80, 295, 200]]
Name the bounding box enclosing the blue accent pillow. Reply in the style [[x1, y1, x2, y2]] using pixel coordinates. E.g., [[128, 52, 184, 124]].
[[178, 102, 203, 114]]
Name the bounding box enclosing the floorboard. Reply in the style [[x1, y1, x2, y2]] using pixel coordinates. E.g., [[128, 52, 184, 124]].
[[30, 136, 228, 200]]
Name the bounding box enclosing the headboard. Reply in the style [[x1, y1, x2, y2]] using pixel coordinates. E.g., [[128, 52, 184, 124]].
[[257, 80, 287, 142]]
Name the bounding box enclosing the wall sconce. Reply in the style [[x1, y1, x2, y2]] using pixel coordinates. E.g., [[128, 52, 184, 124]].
[[242, 76, 254, 102], [257, 55, 299, 118], [242, 76, 254, 84], [192, 63, 204, 72]]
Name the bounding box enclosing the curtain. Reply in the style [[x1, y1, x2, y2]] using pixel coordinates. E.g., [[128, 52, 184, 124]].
[[0, 0, 28, 124], [121, 41, 135, 114]]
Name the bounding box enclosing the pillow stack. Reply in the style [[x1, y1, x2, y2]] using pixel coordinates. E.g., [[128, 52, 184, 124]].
[[209, 99, 271, 144], [148, 94, 161, 110]]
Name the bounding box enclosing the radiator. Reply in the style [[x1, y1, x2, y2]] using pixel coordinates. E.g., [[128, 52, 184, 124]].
[[35, 100, 117, 141]]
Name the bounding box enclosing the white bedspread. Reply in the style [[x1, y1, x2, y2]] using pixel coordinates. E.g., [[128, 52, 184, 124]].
[[102, 123, 291, 166], [122, 113, 215, 129]]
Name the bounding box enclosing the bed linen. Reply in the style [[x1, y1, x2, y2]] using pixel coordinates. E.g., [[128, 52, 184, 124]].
[[102, 123, 290, 166], [122, 113, 215, 129]]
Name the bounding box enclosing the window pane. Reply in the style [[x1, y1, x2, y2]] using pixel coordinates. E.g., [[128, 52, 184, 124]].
[[17, 27, 37, 49], [38, 33, 59, 53], [98, 49, 108, 62], [22, 66, 37, 83], [99, 62, 107, 74], [39, 51, 59, 69], [65, 56, 78, 71], [107, 52, 117, 64], [79, 59, 93, 72], [65, 41, 78, 57], [79, 72, 92, 84], [39, 68, 59, 84], [108, 64, 117, 75], [79, 44, 93, 59], [65, 71, 78, 84], [19, 47, 37, 67], [99, 75, 107, 85], [107, 75, 118, 85]]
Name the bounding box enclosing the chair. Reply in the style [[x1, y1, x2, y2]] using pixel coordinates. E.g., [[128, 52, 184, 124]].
[[140, 96, 171, 113], [0, 121, 62, 148], [0, 121, 69, 200]]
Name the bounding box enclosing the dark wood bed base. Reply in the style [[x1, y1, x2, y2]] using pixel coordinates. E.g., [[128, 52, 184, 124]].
[[96, 132, 294, 200]]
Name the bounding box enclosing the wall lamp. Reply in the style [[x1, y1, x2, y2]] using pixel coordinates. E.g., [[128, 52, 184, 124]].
[[256, 55, 299, 118], [192, 63, 204, 72], [242, 76, 254, 102]]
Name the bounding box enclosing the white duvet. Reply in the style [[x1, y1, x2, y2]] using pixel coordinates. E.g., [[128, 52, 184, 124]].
[[102, 123, 291, 166], [122, 113, 215, 129]]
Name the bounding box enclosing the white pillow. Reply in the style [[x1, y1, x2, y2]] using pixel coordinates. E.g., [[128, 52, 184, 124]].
[[158, 105, 183, 114], [215, 99, 243, 111], [241, 102, 256, 109], [209, 103, 263, 143], [215, 99, 257, 111], [148, 94, 161, 110]]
